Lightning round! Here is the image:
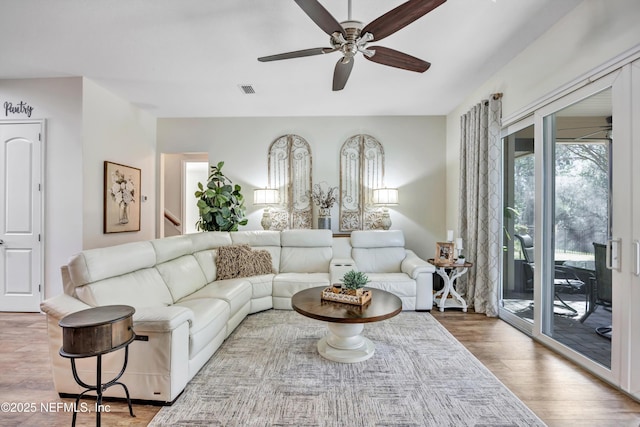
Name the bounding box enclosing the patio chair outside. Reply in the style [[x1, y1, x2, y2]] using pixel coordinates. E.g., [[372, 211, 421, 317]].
[[580, 242, 612, 338], [515, 233, 585, 315]]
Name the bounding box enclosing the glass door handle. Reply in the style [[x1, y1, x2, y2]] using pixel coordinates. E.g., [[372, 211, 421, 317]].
[[634, 240, 640, 277], [607, 238, 621, 270]]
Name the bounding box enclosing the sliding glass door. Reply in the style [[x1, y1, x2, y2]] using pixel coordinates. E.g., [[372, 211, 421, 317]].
[[501, 120, 535, 331], [501, 60, 640, 399], [541, 88, 612, 368]]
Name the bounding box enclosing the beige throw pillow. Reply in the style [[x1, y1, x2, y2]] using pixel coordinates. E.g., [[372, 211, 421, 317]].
[[216, 244, 274, 280]]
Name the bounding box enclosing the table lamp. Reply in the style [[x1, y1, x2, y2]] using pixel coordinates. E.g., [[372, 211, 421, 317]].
[[372, 188, 399, 230], [253, 188, 279, 230]]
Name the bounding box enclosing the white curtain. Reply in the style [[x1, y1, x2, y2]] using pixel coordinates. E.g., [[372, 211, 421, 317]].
[[458, 95, 502, 316]]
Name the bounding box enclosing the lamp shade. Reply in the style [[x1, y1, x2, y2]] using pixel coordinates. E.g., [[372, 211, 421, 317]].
[[253, 188, 279, 205], [372, 188, 399, 206]]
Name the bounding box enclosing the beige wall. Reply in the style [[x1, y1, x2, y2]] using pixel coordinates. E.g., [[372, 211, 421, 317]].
[[157, 116, 446, 260], [445, 0, 640, 232], [82, 78, 157, 249]]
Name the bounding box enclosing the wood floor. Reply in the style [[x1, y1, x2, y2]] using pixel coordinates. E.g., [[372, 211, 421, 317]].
[[1, 310, 639, 427]]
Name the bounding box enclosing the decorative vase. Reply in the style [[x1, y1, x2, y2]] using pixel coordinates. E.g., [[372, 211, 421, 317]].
[[318, 207, 331, 230], [119, 203, 129, 224]]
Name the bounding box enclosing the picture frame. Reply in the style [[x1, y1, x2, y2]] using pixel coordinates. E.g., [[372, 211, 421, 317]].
[[104, 161, 141, 233], [435, 242, 455, 264]]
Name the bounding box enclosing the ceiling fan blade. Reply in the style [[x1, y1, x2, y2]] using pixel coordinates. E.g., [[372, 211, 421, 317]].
[[333, 57, 354, 91], [258, 47, 335, 62], [362, 0, 446, 42], [365, 46, 430, 72], [294, 0, 346, 37]]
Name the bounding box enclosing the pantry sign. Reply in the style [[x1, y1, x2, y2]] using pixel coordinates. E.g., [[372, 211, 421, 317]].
[[3, 100, 34, 118]]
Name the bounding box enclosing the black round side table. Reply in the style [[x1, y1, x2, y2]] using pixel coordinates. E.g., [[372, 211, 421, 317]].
[[59, 305, 136, 427]]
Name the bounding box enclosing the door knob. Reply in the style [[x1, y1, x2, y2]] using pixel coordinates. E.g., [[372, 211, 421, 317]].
[[0, 239, 4, 245]]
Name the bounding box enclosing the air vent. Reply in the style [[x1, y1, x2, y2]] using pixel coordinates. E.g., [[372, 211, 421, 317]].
[[239, 84, 256, 94]]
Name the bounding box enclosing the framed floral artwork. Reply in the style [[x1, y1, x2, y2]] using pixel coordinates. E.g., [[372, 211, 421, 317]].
[[104, 161, 141, 233]]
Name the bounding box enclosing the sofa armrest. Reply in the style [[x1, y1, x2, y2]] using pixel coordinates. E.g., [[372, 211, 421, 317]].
[[133, 306, 194, 332], [401, 250, 436, 279], [40, 294, 92, 320], [330, 258, 357, 284]]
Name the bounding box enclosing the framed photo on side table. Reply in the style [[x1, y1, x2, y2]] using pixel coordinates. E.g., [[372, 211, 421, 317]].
[[104, 161, 141, 233], [435, 242, 455, 264]]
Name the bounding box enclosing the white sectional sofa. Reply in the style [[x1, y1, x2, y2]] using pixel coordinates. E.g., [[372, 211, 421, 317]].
[[40, 229, 435, 404]]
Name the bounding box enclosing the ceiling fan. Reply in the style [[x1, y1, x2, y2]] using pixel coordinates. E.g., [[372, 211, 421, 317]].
[[559, 116, 613, 141], [258, 0, 446, 91]]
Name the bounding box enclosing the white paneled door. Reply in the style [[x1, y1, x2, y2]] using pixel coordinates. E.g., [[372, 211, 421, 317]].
[[0, 121, 43, 312]]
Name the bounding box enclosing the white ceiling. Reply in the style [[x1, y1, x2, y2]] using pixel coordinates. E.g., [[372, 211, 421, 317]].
[[0, 0, 581, 118]]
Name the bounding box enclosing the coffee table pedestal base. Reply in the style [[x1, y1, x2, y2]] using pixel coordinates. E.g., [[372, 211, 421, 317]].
[[317, 323, 375, 363]]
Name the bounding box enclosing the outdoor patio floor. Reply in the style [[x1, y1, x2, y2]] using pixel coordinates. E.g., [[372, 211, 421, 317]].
[[503, 291, 612, 368]]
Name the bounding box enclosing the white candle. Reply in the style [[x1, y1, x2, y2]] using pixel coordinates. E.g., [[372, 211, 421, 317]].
[[456, 237, 463, 250], [447, 230, 454, 242]]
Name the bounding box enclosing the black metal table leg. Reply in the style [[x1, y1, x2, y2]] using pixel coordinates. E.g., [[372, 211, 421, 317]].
[[67, 345, 135, 427]]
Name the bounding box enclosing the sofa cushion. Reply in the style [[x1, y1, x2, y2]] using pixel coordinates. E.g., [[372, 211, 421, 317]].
[[151, 235, 194, 264], [280, 247, 332, 273], [193, 249, 218, 283], [350, 230, 407, 273], [187, 231, 233, 252], [230, 230, 281, 247], [350, 230, 405, 248], [365, 273, 417, 297], [156, 255, 208, 302], [173, 298, 229, 357], [179, 278, 252, 318], [67, 241, 156, 289], [352, 247, 407, 273], [75, 268, 173, 309], [280, 229, 332, 246], [279, 229, 333, 273], [244, 274, 274, 300], [272, 273, 330, 298], [230, 230, 281, 273]]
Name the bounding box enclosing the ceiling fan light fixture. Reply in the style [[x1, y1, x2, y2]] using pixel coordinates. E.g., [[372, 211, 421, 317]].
[[258, 0, 446, 90], [361, 48, 375, 58]]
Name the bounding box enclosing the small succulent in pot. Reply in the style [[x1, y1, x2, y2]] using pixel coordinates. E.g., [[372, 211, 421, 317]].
[[342, 270, 369, 293]]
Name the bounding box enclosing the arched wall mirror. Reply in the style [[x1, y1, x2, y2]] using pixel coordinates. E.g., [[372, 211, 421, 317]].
[[339, 134, 385, 231], [268, 134, 312, 230]]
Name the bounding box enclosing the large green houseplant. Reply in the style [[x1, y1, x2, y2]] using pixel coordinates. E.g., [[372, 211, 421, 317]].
[[195, 161, 248, 231]]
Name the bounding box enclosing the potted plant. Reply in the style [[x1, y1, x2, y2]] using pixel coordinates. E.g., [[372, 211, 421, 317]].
[[341, 270, 369, 296], [195, 161, 248, 232], [456, 254, 466, 265]]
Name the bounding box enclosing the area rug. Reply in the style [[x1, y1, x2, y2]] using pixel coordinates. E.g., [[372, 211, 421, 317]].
[[149, 311, 545, 427]]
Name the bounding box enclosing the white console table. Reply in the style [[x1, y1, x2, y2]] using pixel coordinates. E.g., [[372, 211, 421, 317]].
[[428, 259, 473, 312]]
